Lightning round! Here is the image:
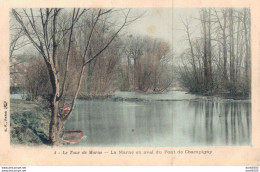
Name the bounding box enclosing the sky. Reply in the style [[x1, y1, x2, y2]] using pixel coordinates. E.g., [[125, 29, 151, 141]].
[[125, 8, 200, 54], [13, 8, 201, 58]]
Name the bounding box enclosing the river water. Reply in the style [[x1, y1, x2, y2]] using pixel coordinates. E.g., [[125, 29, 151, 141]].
[[64, 91, 251, 147]]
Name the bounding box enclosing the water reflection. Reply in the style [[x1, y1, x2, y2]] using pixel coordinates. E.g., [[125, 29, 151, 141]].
[[65, 94, 251, 147], [189, 100, 251, 146]]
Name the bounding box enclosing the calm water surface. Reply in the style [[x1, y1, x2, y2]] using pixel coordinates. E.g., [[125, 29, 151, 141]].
[[64, 91, 251, 147]]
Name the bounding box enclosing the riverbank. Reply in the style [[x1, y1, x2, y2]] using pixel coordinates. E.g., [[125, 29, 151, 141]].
[[10, 99, 50, 145], [187, 91, 250, 100], [77, 93, 113, 100], [76, 90, 250, 102], [77, 88, 250, 101]]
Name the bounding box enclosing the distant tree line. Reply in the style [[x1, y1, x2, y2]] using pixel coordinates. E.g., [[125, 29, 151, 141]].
[[13, 27, 174, 101], [120, 35, 173, 92], [178, 8, 251, 96]]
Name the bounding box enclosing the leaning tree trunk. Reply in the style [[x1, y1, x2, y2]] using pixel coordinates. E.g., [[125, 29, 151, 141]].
[[46, 58, 63, 145], [49, 99, 64, 145], [48, 10, 65, 146]]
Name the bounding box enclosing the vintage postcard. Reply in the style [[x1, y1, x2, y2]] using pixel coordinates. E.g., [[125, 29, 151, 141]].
[[0, 0, 259, 166]]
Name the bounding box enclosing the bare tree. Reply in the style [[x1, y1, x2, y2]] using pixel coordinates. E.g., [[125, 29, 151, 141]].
[[24, 58, 51, 101], [178, 8, 251, 96], [242, 9, 251, 86], [180, 16, 199, 91], [213, 8, 228, 85], [124, 35, 145, 89], [12, 8, 138, 145], [123, 36, 171, 92]]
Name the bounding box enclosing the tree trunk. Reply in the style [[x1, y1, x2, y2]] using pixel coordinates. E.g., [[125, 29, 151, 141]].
[[187, 30, 198, 91], [201, 9, 212, 92], [222, 11, 228, 86], [243, 9, 250, 83], [48, 9, 64, 146], [46, 61, 62, 145], [49, 100, 63, 145], [229, 9, 235, 94], [207, 8, 213, 91]]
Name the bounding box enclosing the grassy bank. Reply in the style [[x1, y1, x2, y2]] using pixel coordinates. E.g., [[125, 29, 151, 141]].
[[187, 91, 250, 100], [77, 93, 113, 100], [10, 99, 50, 145]]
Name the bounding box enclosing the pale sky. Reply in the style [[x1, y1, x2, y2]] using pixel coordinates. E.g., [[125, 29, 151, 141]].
[[14, 8, 201, 57], [125, 8, 200, 54]]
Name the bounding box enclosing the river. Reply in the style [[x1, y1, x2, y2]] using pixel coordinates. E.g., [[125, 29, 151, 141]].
[[64, 91, 251, 147]]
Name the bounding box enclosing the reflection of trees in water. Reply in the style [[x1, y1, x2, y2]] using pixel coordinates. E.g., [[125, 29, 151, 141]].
[[224, 103, 229, 144], [245, 103, 251, 141], [74, 101, 177, 146], [205, 101, 214, 144], [66, 99, 251, 146], [190, 100, 251, 145]]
